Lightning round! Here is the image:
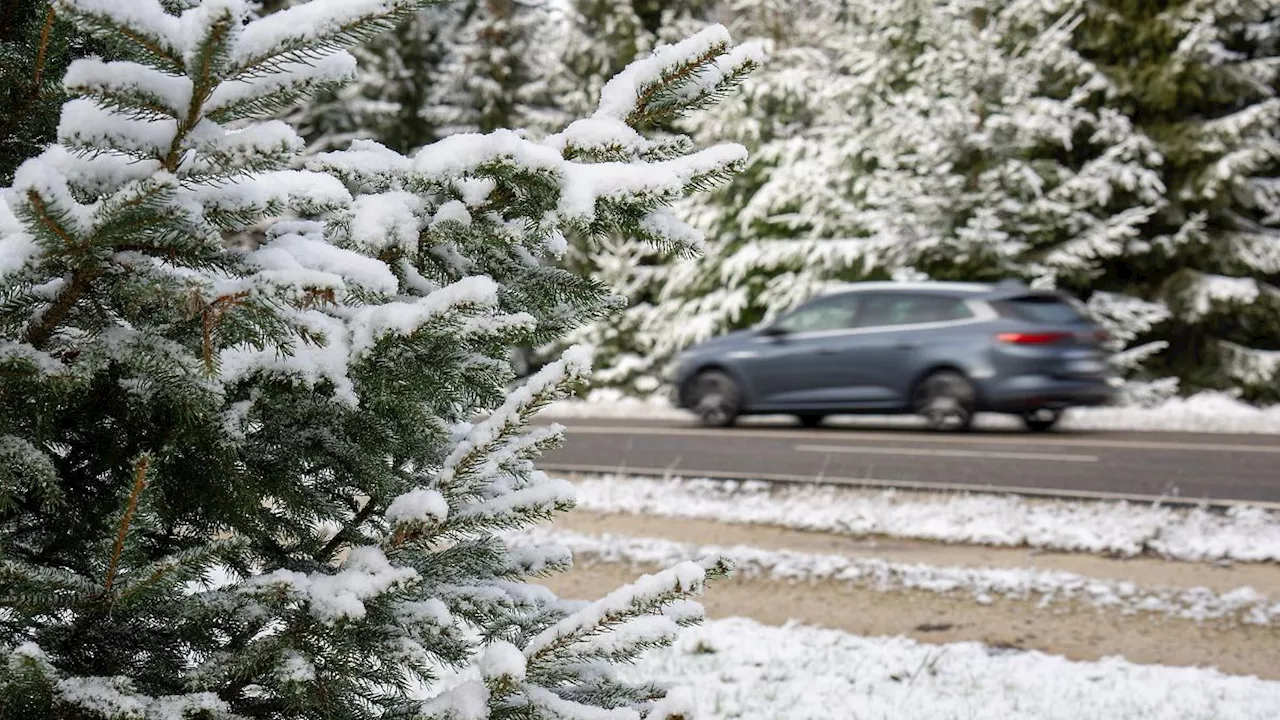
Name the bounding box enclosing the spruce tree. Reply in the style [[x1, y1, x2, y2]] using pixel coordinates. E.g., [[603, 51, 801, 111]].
[[0, 0, 100, 184], [290, 3, 468, 153], [0, 1, 758, 717], [425, 0, 571, 137], [579, 0, 1278, 404], [1068, 0, 1280, 403]]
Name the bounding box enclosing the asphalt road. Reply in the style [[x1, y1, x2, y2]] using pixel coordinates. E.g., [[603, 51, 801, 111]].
[[536, 418, 1280, 507]]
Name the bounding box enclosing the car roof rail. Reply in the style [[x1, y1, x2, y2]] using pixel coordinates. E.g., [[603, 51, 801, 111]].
[[995, 278, 1028, 289]]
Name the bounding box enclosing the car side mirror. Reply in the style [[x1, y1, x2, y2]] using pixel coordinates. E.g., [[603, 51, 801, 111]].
[[758, 325, 788, 339]]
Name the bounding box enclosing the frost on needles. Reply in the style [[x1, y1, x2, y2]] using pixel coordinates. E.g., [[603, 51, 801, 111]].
[[0, 1, 757, 718]]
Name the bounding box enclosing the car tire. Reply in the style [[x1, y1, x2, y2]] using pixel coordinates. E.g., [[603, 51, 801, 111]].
[[797, 414, 825, 429], [688, 370, 742, 428], [913, 370, 977, 432], [1021, 408, 1062, 433]]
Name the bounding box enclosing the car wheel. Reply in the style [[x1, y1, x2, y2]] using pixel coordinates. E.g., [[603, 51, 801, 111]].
[[689, 370, 742, 427], [1021, 408, 1062, 433], [913, 370, 976, 432], [797, 414, 825, 429]]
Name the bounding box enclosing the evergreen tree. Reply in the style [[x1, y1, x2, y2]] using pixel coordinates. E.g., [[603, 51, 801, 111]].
[[0, 1, 757, 717], [290, 3, 468, 153], [426, 0, 571, 137], [580, 0, 1279, 404], [1067, 0, 1280, 403], [0, 0, 99, 184]]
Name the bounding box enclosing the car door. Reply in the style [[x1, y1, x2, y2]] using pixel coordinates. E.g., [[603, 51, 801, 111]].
[[849, 292, 978, 406], [735, 293, 875, 406]]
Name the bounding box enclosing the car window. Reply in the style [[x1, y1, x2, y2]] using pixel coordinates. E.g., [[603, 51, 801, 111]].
[[774, 294, 860, 333], [856, 294, 974, 328], [999, 295, 1088, 324]]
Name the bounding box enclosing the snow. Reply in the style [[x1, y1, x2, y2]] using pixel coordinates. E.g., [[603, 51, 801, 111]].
[[233, 0, 405, 68], [208, 52, 359, 118], [417, 679, 490, 720], [568, 475, 1280, 564], [624, 617, 1280, 720], [478, 641, 526, 680], [523, 560, 710, 660], [386, 488, 449, 525], [62, 59, 193, 117], [0, 203, 40, 283], [60, 0, 183, 55], [278, 652, 316, 682], [638, 207, 704, 253], [245, 545, 419, 623], [430, 199, 472, 228], [522, 685, 641, 720], [186, 118, 306, 170], [520, 528, 1280, 625], [347, 276, 533, 358], [348, 191, 425, 252], [55, 677, 231, 720], [1184, 273, 1266, 319], [57, 98, 177, 158], [542, 391, 1280, 434], [593, 25, 733, 120], [219, 309, 358, 405], [456, 478, 576, 520]]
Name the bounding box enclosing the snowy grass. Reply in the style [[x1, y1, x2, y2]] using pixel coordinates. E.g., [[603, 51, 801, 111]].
[[620, 617, 1280, 720], [567, 474, 1280, 564], [513, 527, 1280, 624], [544, 389, 1280, 434]]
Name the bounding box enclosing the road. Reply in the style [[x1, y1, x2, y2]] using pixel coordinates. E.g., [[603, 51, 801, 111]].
[[537, 419, 1280, 507]]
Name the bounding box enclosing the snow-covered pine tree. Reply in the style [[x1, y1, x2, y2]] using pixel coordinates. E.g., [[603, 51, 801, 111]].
[[581, 0, 1229, 402], [425, 0, 572, 138], [1065, 0, 1280, 403], [289, 2, 468, 153], [0, 0, 757, 717]]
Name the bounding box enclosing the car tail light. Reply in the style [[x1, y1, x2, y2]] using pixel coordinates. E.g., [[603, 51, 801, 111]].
[[996, 332, 1071, 345]]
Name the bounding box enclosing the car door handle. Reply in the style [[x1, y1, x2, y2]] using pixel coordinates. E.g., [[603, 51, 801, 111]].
[[816, 347, 842, 355], [894, 341, 921, 350]]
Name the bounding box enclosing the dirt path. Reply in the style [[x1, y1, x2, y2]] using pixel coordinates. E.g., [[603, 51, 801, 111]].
[[541, 560, 1280, 680], [539, 511, 1280, 679], [559, 511, 1280, 595]]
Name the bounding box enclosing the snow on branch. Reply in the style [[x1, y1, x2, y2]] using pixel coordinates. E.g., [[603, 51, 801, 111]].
[[232, 0, 423, 79], [62, 59, 193, 121], [594, 24, 765, 126], [56, 0, 184, 74], [523, 559, 721, 665], [243, 546, 418, 624]]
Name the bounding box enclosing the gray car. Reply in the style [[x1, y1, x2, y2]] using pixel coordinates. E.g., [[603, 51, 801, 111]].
[[670, 281, 1119, 432]]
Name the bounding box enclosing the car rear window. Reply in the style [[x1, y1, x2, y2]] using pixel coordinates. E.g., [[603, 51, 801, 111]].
[[999, 295, 1089, 324]]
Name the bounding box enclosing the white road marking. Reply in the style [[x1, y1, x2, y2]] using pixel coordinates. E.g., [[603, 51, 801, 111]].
[[536, 463, 1280, 510], [556, 424, 1280, 454], [794, 444, 1098, 463]]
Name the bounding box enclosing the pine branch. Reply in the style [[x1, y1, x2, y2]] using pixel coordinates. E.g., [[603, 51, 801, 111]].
[[56, 0, 184, 75], [103, 454, 151, 595]]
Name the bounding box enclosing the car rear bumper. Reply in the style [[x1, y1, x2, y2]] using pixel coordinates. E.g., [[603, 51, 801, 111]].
[[978, 375, 1118, 413]]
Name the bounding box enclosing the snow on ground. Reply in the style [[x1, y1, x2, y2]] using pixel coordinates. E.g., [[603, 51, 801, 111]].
[[622, 616, 1280, 720], [567, 474, 1280, 564], [512, 527, 1280, 624], [543, 389, 1280, 434]]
